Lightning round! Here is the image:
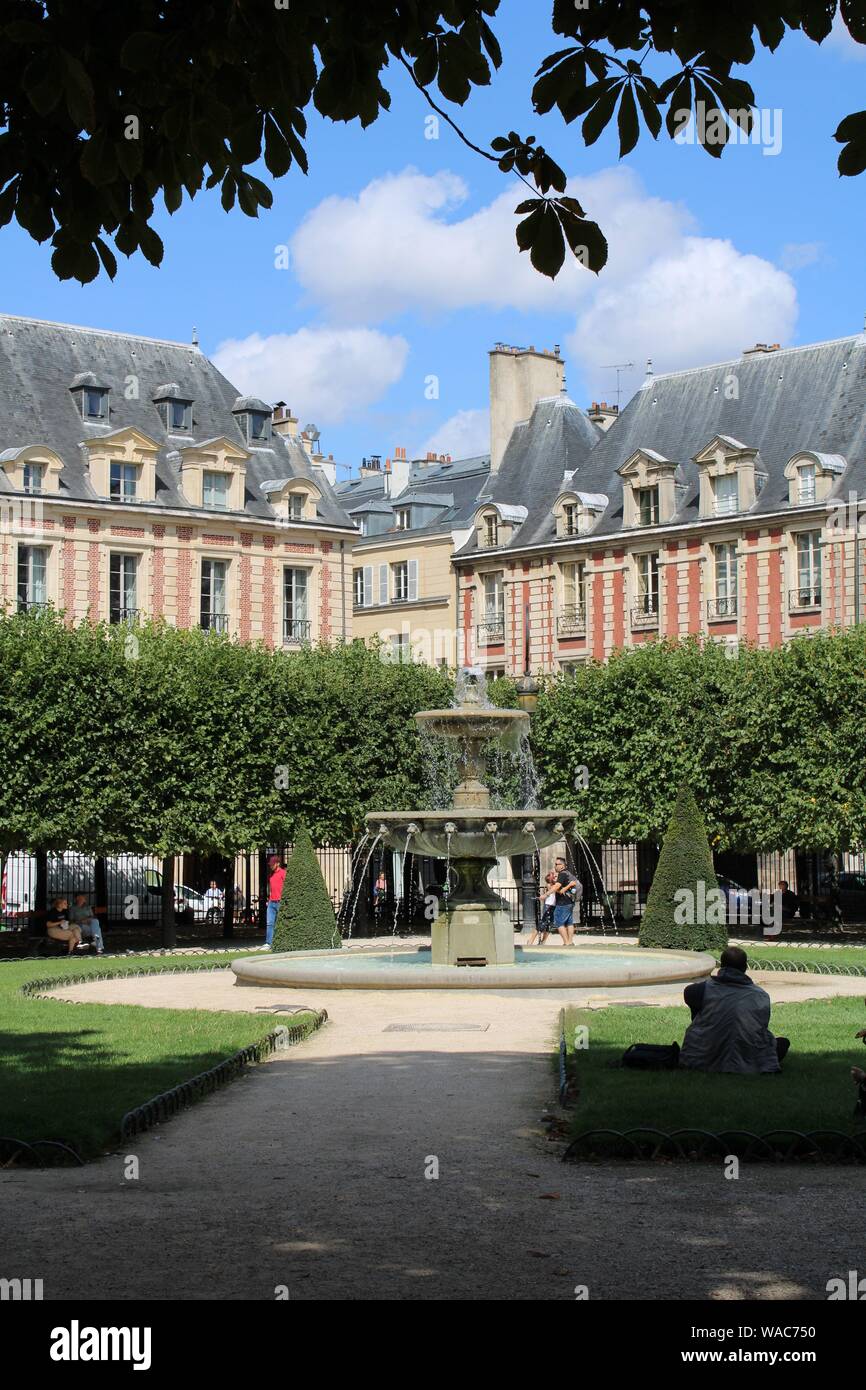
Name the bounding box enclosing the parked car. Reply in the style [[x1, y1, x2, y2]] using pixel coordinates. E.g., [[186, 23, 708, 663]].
[[717, 874, 756, 925]]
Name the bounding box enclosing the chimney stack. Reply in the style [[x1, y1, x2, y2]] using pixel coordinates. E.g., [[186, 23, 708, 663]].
[[489, 343, 565, 472]]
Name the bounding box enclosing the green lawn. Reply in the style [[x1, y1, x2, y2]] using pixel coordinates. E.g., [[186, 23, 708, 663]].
[[564, 996, 866, 1153], [0, 954, 317, 1158]]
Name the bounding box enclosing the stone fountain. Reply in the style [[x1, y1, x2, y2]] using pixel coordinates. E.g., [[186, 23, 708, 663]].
[[369, 676, 574, 966], [232, 673, 715, 991]]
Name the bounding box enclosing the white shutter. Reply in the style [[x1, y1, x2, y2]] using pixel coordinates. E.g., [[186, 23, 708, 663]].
[[378, 564, 389, 606], [363, 565, 373, 607], [408, 558, 419, 602]]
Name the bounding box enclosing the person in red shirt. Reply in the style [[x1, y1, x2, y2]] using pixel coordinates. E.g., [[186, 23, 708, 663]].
[[266, 855, 286, 946]]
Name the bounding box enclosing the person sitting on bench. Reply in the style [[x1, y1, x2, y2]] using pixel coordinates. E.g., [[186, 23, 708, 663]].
[[680, 946, 790, 1074], [45, 897, 83, 955], [68, 892, 105, 954]]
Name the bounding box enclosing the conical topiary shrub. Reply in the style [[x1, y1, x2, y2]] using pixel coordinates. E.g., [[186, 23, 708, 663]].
[[272, 824, 341, 952], [638, 785, 728, 953]]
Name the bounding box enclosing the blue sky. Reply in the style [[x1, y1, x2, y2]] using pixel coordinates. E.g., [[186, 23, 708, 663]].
[[1, 3, 864, 477]]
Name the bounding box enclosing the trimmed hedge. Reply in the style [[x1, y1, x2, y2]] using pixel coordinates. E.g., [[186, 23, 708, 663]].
[[272, 824, 340, 953], [639, 785, 728, 953]]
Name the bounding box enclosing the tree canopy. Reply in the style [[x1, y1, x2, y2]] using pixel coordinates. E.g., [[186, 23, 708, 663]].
[[0, 1, 863, 284], [532, 628, 866, 853]]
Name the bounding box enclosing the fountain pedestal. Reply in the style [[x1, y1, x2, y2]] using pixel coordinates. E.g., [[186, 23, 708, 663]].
[[433, 858, 514, 966]]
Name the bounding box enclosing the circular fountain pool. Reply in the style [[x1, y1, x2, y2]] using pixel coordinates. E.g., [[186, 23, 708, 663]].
[[232, 946, 715, 991]]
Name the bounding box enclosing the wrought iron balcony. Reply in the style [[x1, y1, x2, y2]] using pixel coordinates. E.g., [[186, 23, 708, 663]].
[[707, 595, 738, 620], [283, 618, 312, 645], [477, 617, 505, 645], [201, 612, 229, 632], [17, 599, 49, 614], [790, 586, 822, 611], [557, 605, 586, 636], [109, 607, 141, 625], [631, 600, 659, 628]]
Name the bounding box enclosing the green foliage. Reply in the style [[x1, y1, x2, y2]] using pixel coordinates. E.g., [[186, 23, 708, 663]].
[[532, 630, 866, 851], [3, 2, 863, 283], [0, 611, 454, 853], [272, 824, 340, 953], [639, 785, 727, 952]]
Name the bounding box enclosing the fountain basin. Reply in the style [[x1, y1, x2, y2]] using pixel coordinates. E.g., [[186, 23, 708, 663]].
[[232, 946, 716, 991], [367, 809, 577, 859]]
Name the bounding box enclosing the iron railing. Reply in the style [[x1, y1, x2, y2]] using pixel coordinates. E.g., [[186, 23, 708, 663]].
[[631, 600, 659, 627], [283, 618, 312, 644], [477, 617, 505, 645], [557, 605, 586, 636], [109, 607, 141, 625], [201, 612, 229, 632], [790, 586, 822, 610], [707, 595, 737, 620]]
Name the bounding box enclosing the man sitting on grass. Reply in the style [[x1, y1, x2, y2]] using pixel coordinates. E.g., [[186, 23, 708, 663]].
[[680, 945, 790, 1075]]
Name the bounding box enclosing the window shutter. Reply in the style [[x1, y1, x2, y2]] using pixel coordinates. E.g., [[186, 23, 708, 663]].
[[408, 559, 419, 602], [378, 564, 389, 605], [363, 565, 373, 607]]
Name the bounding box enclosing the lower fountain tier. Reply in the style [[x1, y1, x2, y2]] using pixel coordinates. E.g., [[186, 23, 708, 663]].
[[366, 809, 578, 859]]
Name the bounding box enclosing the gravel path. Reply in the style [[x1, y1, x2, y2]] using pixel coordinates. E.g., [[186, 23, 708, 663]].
[[2, 964, 864, 1301]]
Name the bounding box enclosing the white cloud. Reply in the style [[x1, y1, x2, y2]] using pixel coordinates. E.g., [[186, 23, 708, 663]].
[[420, 408, 489, 460], [289, 165, 797, 382], [569, 237, 797, 379], [780, 241, 824, 271], [826, 14, 866, 60], [290, 166, 688, 321], [212, 327, 409, 425]]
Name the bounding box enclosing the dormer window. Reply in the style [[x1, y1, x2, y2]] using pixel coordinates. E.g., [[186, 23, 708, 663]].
[[562, 503, 577, 536], [70, 373, 110, 422], [637, 486, 659, 526], [203, 471, 230, 510], [713, 474, 739, 516], [484, 515, 499, 548], [395, 508, 411, 531], [232, 396, 273, 446], [85, 389, 108, 420], [153, 384, 193, 433], [289, 493, 305, 522], [784, 451, 846, 508], [22, 462, 45, 494], [247, 411, 269, 442], [110, 461, 138, 502]]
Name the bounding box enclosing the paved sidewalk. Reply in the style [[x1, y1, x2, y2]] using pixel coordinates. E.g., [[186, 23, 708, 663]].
[[1, 965, 864, 1300]]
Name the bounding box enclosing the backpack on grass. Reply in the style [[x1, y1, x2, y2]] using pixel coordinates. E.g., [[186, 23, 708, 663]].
[[621, 1042, 680, 1071]]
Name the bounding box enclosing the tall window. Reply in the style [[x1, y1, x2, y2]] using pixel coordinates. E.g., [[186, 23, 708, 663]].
[[798, 463, 817, 504], [22, 462, 45, 494], [392, 561, 409, 602], [484, 514, 499, 548], [110, 461, 138, 501], [713, 473, 739, 515], [200, 559, 228, 631], [283, 568, 310, 643], [17, 545, 47, 611], [562, 560, 586, 614], [203, 471, 229, 510], [795, 531, 821, 607], [353, 567, 369, 607], [288, 493, 305, 521], [483, 571, 504, 621], [636, 486, 659, 526], [636, 552, 659, 614], [109, 554, 138, 623], [395, 508, 411, 531], [713, 542, 738, 617], [562, 503, 578, 536]]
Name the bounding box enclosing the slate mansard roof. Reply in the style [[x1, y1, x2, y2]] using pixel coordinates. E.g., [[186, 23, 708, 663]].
[[0, 315, 354, 530], [338, 453, 492, 544], [456, 337, 866, 557]]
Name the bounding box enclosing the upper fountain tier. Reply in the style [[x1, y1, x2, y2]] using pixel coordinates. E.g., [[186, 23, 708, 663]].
[[415, 704, 529, 810]]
